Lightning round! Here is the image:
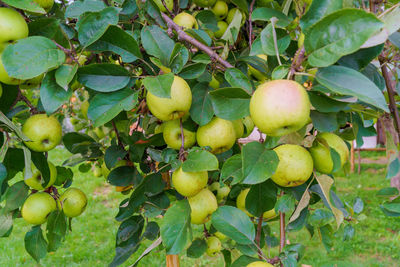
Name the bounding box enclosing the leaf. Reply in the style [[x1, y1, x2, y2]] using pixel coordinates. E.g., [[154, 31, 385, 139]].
[[143, 73, 174, 98], [252, 8, 291, 27], [225, 68, 252, 94], [310, 111, 338, 132], [141, 25, 175, 66], [195, 10, 218, 31], [376, 187, 399, 197], [309, 209, 334, 227], [25, 226, 48, 262], [182, 150, 218, 172], [28, 18, 70, 49], [4, 181, 29, 212], [132, 237, 162, 266], [88, 25, 142, 62], [231, 0, 248, 14], [272, 65, 290, 80], [160, 199, 191, 254], [65, 0, 106, 19], [185, 29, 212, 46], [0, 111, 29, 141], [275, 194, 296, 213], [231, 255, 259, 267], [289, 189, 310, 224], [304, 9, 383, 67], [77, 7, 119, 47], [40, 71, 73, 114], [46, 210, 67, 252], [353, 197, 364, 214], [87, 89, 138, 127], [246, 180, 277, 216], [260, 24, 291, 56], [241, 142, 279, 184], [0, 211, 13, 237], [209, 87, 251, 120], [315, 65, 388, 112], [308, 92, 349, 113], [2, 0, 45, 14], [108, 166, 143, 187], [2, 36, 65, 80], [389, 32, 400, 48], [338, 45, 384, 70], [189, 83, 214, 126], [179, 63, 207, 79], [186, 238, 207, 258], [315, 175, 344, 229], [77, 63, 131, 92], [104, 145, 128, 169], [220, 154, 243, 184], [222, 10, 242, 44], [300, 0, 343, 32], [55, 65, 78, 91]]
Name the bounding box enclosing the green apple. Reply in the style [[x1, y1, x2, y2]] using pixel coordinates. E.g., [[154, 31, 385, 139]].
[[154, 123, 165, 134], [250, 80, 310, 136], [206, 236, 222, 256], [209, 75, 220, 89], [226, 8, 246, 25], [0, 53, 23, 85], [214, 21, 228, 38], [193, 0, 217, 7], [209, 182, 230, 202], [163, 120, 196, 150], [211, 1, 228, 20], [263, 208, 277, 220], [197, 117, 236, 154], [60, 188, 88, 217], [309, 132, 349, 174], [247, 261, 274, 267], [248, 54, 268, 81], [153, 0, 173, 12], [188, 188, 218, 224], [242, 116, 255, 137], [19, 74, 44, 89], [173, 12, 198, 29], [81, 100, 89, 119], [146, 75, 192, 121], [22, 114, 62, 152], [93, 166, 102, 177], [172, 167, 208, 197], [271, 144, 313, 187], [232, 119, 244, 139], [24, 162, 57, 190], [0, 8, 28, 52], [33, 0, 54, 12], [214, 231, 227, 241], [21, 192, 57, 225]]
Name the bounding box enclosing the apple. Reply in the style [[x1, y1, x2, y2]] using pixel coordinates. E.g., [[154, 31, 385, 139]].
[[188, 188, 218, 224], [211, 1, 228, 20], [248, 54, 268, 81], [214, 231, 227, 241], [249, 80, 310, 136], [226, 8, 246, 25], [81, 100, 89, 119], [153, 0, 173, 12], [206, 236, 222, 256], [93, 165, 102, 177], [209, 75, 220, 89], [232, 119, 244, 139], [21, 192, 57, 225], [0, 53, 23, 85], [247, 261, 274, 267], [22, 114, 62, 152], [19, 74, 44, 89], [33, 0, 54, 12], [172, 167, 208, 197], [214, 21, 228, 38], [309, 132, 349, 174], [173, 12, 198, 29], [60, 188, 88, 217], [209, 182, 230, 202], [163, 119, 196, 150], [242, 116, 255, 137], [0, 8, 28, 52], [197, 117, 236, 154], [24, 161, 57, 190], [262, 208, 277, 220], [154, 123, 165, 134], [193, 0, 217, 8], [271, 144, 313, 187], [146, 75, 192, 121]]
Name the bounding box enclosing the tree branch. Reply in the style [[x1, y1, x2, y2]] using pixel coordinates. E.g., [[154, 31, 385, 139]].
[[279, 211, 286, 252], [112, 120, 125, 150], [160, 13, 234, 69], [18, 88, 38, 114], [256, 214, 263, 259], [287, 46, 306, 80], [248, 0, 256, 47]]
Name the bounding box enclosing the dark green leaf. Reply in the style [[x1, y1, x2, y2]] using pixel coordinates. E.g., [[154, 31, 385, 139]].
[[143, 221, 160, 241], [0, 210, 13, 237], [221, 154, 243, 184], [195, 10, 218, 31], [105, 145, 128, 169], [28, 18, 70, 48], [108, 166, 143, 187], [4, 181, 29, 212], [182, 150, 218, 172], [2, 0, 45, 14], [186, 238, 207, 258], [65, 0, 106, 19], [179, 63, 207, 79], [246, 180, 277, 216], [376, 187, 399, 197], [209, 87, 251, 120], [309, 209, 334, 227], [46, 210, 67, 252], [252, 8, 291, 27], [143, 73, 174, 98], [40, 71, 73, 114], [141, 25, 175, 66], [272, 65, 289, 80], [55, 65, 78, 90], [310, 111, 338, 132], [275, 194, 296, 213], [300, 0, 343, 32], [308, 91, 349, 113], [343, 224, 355, 241], [225, 68, 252, 94], [189, 83, 214, 126], [338, 44, 384, 70], [185, 29, 212, 46], [261, 24, 291, 56], [25, 226, 48, 262], [231, 255, 259, 267]]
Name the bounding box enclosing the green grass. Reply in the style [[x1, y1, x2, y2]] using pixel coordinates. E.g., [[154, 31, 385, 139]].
[[0, 148, 399, 266]]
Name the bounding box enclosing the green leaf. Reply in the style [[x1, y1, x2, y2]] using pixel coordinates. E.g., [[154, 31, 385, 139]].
[[195, 10, 218, 31], [77, 64, 131, 92], [241, 142, 279, 185], [186, 238, 207, 258], [231, 255, 259, 267], [189, 83, 214, 126], [168, 44, 189, 73], [104, 145, 128, 169], [338, 45, 384, 70], [65, 0, 106, 19], [389, 32, 400, 48], [310, 111, 338, 132], [308, 92, 349, 113], [46, 210, 67, 252], [231, 0, 248, 15], [211, 206, 255, 245], [252, 8, 291, 27], [0, 111, 29, 141], [225, 68, 252, 94], [4, 181, 29, 212], [141, 25, 175, 66], [185, 29, 212, 46], [260, 24, 291, 56], [182, 150, 219, 172], [275, 194, 296, 213], [300, 0, 343, 32], [0, 211, 13, 237], [315, 65, 388, 112], [88, 25, 142, 62], [87, 89, 138, 127], [272, 65, 290, 80], [28, 18, 70, 48], [309, 209, 334, 227], [220, 154, 243, 184], [108, 166, 143, 187], [222, 10, 242, 44], [2, 36, 65, 80], [209, 87, 251, 120], [289, 189, 310, 224], [246, 180, 277, 216], [40, 71, 73, 114], [304, 9, 383, 67], [77, 7, 119, 47], [160, 199, 191, 254], [377, 187, 399, 197], [55, 65, 78, 91], [143, 221, 160, 241], [2, 0, 45, 14], [142, 73, 174, 98], [179, 63, 207, 79], [25, 226, 48, 262]]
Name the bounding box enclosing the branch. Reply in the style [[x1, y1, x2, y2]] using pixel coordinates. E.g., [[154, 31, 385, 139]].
[[279, 211, 286, 252], [161, 0, 174, 17], [18, 88, 38, 114], [53, 41, 80, 66], [248, 0, 256, 47], [287, 46, 306, 80], [112, 120, 125, 150], [160, 13, 234, 69], [255, 214, 263, 259]]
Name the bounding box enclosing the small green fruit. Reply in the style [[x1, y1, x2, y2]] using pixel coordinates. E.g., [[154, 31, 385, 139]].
[[232, 119, 244, 139], [21, 192, 57, 225], [173, 12, 198, 29], [172, 167, 208, 197], [214, 21, 228, 38], [60, 188, 88, 217], [163, 119, 196, 150], [24, 162, 57, 190], [188, 188, 218, 224], [211, 1, 228, 20], [206, 236, 222, 256]]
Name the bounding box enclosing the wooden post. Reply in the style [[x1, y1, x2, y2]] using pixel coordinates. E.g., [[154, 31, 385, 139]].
[[166, 255, 180, 267], [357, 149, 361, 174], [350, 141, 355, 173]]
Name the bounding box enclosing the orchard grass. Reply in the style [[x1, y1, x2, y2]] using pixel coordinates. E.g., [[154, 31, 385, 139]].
[[0, 148, 398, 266]]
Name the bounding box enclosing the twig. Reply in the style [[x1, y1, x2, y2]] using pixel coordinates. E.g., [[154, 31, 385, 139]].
[[179, 118, 186, 161], [18, 88, 38, 114], [279, 211, 286, 253], [256, 214, 263, 259], [287, 46, 306, 80], [112, 120, 125, 150], [53, 41, 81, 66], [160, 13, 234, 69], [161, 0, 174, 17], [173, 0, 179, 15], [270, 18, 282, 66], [248, 0, 256, 47]]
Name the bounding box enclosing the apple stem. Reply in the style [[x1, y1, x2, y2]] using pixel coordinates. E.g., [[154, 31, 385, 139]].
[[255, 214, 263, 259], [161, 0, 174, 17], [247, 0, 256, 47]]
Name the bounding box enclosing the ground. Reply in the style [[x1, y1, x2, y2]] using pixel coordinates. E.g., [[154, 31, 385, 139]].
[[0, 149, 398, 267]]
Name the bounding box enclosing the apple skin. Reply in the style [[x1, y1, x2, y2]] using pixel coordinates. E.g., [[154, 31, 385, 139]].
[[209, 182, 230, 202], [309, 132, 349, 174], [188, 188, 218, 224], [193, 0, 217, 8], [247, 261, 274, 267], [21, 192, 57, 225], [197, 117, 236, 154], [60, 188, 88, 217], [33, 0, 54, 12], [271, 144, 313, 187], [153, 0, 173, 12], [163, 120, 196, 150], [22, 114, 62, 152], [93, 166, 102, 177], [214, 231, 227, 241], [206, 236, 222, 256], [0, 53, 23, 85], [0, 8, 28, 52], [24, 162, 57, 190], [242, 116, 255, 137], [250, 80, 311, 137], [248, 54, 268, 81], [209, 75, 220, 89], [173, 12, 198, 29], [211, 1, 228, 20], [232, 119, 244, 139], [214, 21, 228, 38], [146, 75, 192, 121], [226, 8, 246, 25], [172, 167, 208, 197]]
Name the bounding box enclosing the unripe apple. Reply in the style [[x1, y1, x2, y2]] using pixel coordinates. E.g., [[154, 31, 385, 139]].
[[188, 188, 218, 224], [21, 192, 57, 225], [33, 0, 54, 12], [22, 114, 62, 152], [153, 0, 173, 12], [214, 21, 228, 38], [163, 120, 196, 150], [81, 100, 89, 120], [146, 75, 192, 121], [24, 162, 57, 190], [193, 0, 217, 7], [211, 1, 228, 20], [0, 53, 23, 85], [241, 116, 255, 137], [206, 236, 222, 256], [197, 117, 236, 154], [172, 167, 208, 197], [60, 188, 88, 217], [19, 74, 44, 90], [154, 123, 165, 134], [232, 119, 244, 139], [250, 80, 310, 136], [214, 231, 227, 241], [309, 132, 349, 174], [271, 144, 313, 187], [248, 54, 268, 81], [226, 8, 246, 25], [209, 182, 230, 202], [209, 75, 220, 89], [173, 12, 198, 29], [247, 261, 274, 267], [93, 165, 102, 177], [0, 8, 28, 52]]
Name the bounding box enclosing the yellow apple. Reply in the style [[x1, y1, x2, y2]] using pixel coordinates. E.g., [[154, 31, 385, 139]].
[[188, 188, 218, 224], [0, 8, 28, 52], [232, 119, 244, 139], [247, 261, 274, 267], [162, 119, 196, 150], [173, 12, 198, 29], [197, 117, 236, 154], [193, 0, 217, 7], [60, 187, 87, 217], [24, 162, 57, 190], [206, 236, 222, 256], [214, 21, 228, 38], [153, 0, 173, 12], [172, 167, 208, 197]]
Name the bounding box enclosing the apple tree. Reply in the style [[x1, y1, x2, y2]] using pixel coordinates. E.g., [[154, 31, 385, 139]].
[[0, 0, 400, 266]]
